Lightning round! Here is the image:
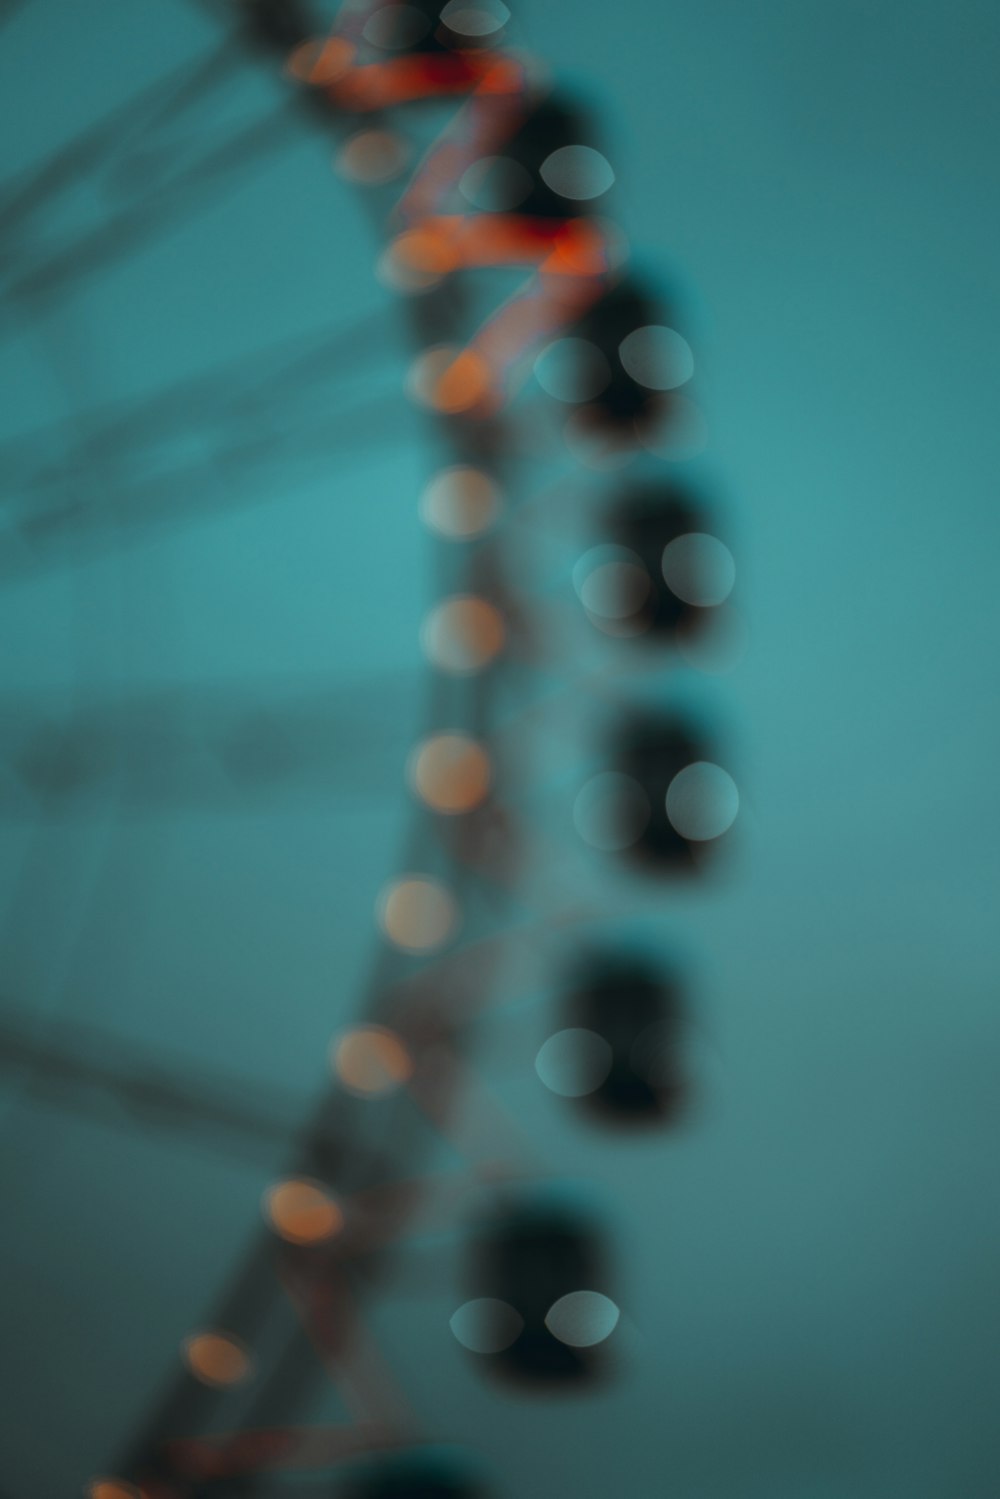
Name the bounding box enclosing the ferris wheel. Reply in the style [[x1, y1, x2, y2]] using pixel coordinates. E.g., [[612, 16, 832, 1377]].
[[0, 3, 740, 1495]]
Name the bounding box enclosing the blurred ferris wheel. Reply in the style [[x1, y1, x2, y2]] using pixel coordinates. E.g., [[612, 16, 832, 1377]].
[[0, 2, 742, 1495]]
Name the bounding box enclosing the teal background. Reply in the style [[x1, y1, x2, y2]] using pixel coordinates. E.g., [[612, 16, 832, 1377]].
[[0, 1, 998, 1495]]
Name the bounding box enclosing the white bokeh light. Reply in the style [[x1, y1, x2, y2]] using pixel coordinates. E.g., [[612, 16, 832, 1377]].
[[662, 532, 736, 607], [545, 1290, 620, 1347], [665, 761, 739, 842], [619, 325, 694, 390], [573, 544, 650, 620], [540, 144, 615, 200], [535, 1028, 613, 1098], [450, 1297, 523, 1353]]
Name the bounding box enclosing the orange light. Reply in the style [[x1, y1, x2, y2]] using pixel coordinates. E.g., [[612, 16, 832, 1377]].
[[333, 1026, 414, 1096], [377, 875, 459, 952], [182, 1330, 253, 1388], [263, 1178, 344, 1245], [411, 734, 492, 814], [86, 1483, 145, 1499], [544, 221, 610, 275], [429, 349, 494, 414], [286, 36, 356, 85], [391, 226, 460, 277], [422, 596, 506, 674]]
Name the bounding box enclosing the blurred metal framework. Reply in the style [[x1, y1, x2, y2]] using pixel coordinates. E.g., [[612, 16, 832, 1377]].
[[0, 2, 738, 1495]]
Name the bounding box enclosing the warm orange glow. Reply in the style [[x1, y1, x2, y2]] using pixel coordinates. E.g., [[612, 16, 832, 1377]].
[[390, 226, 461, 277], [477, 57, 529, 95], [182, 1330, 253, 1388], [332, 53, 513, 113], [422, 595, 506, 673], [411, 733, 492, 813], [543, 220, 611, 275], [429, 349, 494, 413], [287, 36, 356, 85], [333, 1025, 414, 1096], [378, 874, 459, 952], [86, 1482, 145, 1499], [263, 1178, 344, 1245]]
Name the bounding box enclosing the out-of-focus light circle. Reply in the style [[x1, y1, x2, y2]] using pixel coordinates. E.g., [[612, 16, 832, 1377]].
[[535, 1028, 613, 1098], [441, 0, 510, 37], [378, 875, 458, 952], [573, 545, 650, 620], [334, 1025, 414, 1096], [86, 1483, 145, 1499], [534, 338, 610, 403], [544, 1290, 620, 1347], [665, 762, 739, 841], [419, 466, 500, 538], [363, 3, 431, 49], [379, 246, 441, 295], [408, 346, 494, 413], [449, 1297, 523, 1353], [540, 144, 615, 200], [662, 532, 735, 607], [336, 129, 410, 184], [263, 1178, 344, 1245], [574, 771, 650, 851], [459, 155, 532, 211], [388, 228, 460, 293], [421, 596, 505, 674], [410, 733, 492, 814], [619, 325, 694, 391], [287, 37, 355, 85], [182, 1330, 253, 1388]]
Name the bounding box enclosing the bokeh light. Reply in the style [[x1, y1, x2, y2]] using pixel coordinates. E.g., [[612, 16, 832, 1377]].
[[377, 874, 459, 951], [86, 1483, 145, 1499], [573, 771, 651, 851], [573, 544, 650, 621], [419, 466, 500, 538], [544, 1290, 620, 1347], [408, 346, 495, 413], [662, 532, 735, 607], [182, 1330, 253, 1388], [410, 733, 492, 814], [263, 1178, 344, 1246], [441, 0, 510, 38], [333, 1025, 414, 1096], [619, 325, 694, 390], [535, 1028, 613, 1098], [286, 37, 355, 86], [540, 144, 615, 200], [421, 596, 505, 674], [449, 1297, 524, 1354], [664, 761, 739, 841]]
